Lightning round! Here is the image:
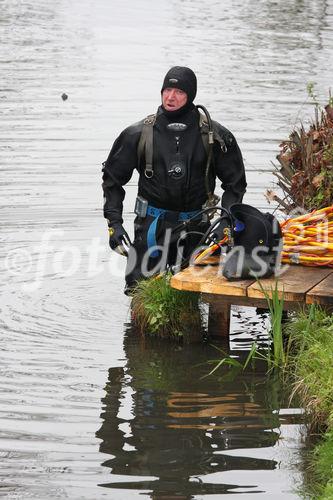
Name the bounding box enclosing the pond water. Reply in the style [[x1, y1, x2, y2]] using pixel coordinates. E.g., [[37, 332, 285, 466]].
[[1, 0, 333, 498]]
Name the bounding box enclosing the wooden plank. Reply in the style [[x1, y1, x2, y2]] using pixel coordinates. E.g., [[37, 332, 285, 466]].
[[170, 265, 216, 292], [200, 275, 255, 296], [247, 266, 332, 302], [170, 264, 255, 296], [203, 294, 301, 311], [306, 272, 333, 305], [171, 258, 333, 306]]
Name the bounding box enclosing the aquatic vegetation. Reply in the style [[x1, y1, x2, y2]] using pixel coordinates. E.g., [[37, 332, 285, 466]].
[[266, 90, 333, 212], [200, 343, 244, 379], [256, 280, 289, 371], [131, 273, 202, 341], [287, 305, 333, 429], [263, 87, 333, 497], [311, 430, 333, 499], [285, 305, 333, 499]]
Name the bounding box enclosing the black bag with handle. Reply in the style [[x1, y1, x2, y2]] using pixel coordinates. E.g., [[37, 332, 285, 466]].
[[222, 204, 282, 280]]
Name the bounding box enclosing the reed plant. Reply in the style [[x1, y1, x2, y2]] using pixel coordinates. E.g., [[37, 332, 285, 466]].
[[240, 280, 288, 372], [131, 273, 202, 341], [256, 280, 289, 371]]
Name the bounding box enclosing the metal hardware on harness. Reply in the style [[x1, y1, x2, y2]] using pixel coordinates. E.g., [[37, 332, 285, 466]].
[[198, 113, 227, 153], [202, 193, 221, 220], [144, 169, 153, 179], [144, 116, 155, 125], [134, 195, 148, 217]]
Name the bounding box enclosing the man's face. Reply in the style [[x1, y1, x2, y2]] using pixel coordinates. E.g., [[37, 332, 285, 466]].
[[162, 87, 188, 111]]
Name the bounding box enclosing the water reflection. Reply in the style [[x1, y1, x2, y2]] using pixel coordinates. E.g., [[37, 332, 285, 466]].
[[96, 326, 290, 498]]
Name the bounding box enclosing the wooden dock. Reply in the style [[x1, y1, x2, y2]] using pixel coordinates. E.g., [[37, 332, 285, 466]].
[[170, 257, 333, 337]]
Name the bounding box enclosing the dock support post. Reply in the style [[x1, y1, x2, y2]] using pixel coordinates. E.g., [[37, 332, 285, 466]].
[[208, 299, 231, 338]]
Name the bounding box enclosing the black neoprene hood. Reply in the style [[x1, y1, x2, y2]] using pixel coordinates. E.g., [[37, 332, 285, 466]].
[[161, 66, 197, 103]]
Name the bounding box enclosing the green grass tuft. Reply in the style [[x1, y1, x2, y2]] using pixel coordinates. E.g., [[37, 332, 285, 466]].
[[131, 273, 202, 341], [286, 306, 333, 429]]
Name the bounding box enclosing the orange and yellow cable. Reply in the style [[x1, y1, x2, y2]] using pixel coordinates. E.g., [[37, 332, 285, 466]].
[[281, 205, 333, 267]]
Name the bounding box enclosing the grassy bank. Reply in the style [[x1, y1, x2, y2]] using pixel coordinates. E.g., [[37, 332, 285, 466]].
[[286, 306, 333, 499], [268, 90, 333, 497]]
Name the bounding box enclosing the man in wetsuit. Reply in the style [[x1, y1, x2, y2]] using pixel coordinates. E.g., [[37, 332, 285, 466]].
[[102, 66, 247, 293]]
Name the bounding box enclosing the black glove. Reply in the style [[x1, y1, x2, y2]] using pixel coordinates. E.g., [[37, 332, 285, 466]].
[[108, 222, 130, 256]]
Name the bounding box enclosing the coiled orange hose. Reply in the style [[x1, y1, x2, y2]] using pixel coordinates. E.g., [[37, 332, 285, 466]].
[[281, 205, 333, 267]]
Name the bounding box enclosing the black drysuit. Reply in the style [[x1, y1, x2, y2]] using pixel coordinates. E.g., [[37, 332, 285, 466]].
[[102, 105, 247, 287]]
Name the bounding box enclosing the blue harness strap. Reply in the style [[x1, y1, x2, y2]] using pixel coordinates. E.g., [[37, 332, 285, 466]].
[[146, 205, 201, 258]]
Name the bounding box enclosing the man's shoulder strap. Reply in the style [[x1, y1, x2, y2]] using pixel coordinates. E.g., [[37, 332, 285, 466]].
[[199, 113, 227, 153], [137, 114, 156, 178], [137, 111, 228, 177]]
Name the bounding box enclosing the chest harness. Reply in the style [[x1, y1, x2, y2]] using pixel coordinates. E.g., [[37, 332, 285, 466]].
[[136, 105, 228, 257]]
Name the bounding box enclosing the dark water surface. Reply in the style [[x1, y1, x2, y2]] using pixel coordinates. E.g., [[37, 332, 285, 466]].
[[1, 0, 333, 498]]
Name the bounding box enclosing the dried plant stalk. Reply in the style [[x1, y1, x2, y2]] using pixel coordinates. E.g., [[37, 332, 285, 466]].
[[267, 97, 333, 213]]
